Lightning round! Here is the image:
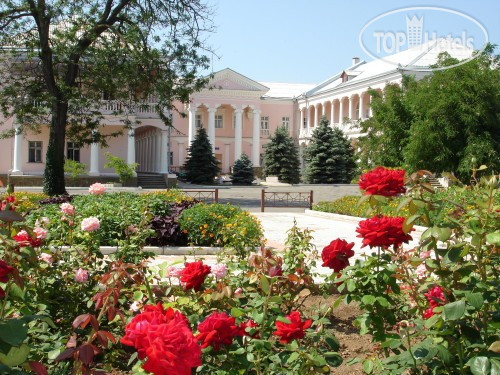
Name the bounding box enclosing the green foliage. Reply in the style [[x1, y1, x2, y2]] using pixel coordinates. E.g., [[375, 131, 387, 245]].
[[359, 47, 500, 180], [179, 203, 263, 255], [231, 154, 254, 185], [264, 126, 301, 184], [64, 159, 87, 180], [0, 1, 212, 194], [104, 153, 138, 183], [184, 128, 221, 184], [304, 117, 357, 183]]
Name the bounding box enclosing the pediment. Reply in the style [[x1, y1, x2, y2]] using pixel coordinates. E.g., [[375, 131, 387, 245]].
[[205, 68, 269, 93]]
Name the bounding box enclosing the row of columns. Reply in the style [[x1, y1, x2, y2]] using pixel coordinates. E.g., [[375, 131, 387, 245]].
[[188, 105, 261, 167]]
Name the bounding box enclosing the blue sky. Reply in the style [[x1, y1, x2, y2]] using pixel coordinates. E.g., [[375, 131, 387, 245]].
[[205, 0, 500, 83]]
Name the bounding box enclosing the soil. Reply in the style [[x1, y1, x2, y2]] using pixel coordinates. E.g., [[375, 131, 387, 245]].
[[107, 295, 373, 375]]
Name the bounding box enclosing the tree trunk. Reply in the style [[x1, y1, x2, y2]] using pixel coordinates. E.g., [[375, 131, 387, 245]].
[[43, 103, 68, 195]]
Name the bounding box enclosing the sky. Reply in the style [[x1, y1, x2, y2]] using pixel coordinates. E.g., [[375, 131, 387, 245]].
[[204, 0, 500, 84]]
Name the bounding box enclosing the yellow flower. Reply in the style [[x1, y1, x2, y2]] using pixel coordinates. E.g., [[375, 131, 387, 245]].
[[199, 226, 203, 230], [226, 223, 232, 228], [209, 233, 214, 238], [204, 224, 209, 229]]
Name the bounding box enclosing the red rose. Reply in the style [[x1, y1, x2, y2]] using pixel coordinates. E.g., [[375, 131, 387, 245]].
[[196, 312, 239, 350], [425, 286, 446, 308], [1, 195, 16, 211], [0, 260, 14, 299], [356, 216, 413, 249], [238, 319, 259, 338], [274, 311, 313, 344], [359, 167, 406, 197], [423, 307, 436, 320], [13, 230, 43, 248], [181, 261, 211, 291], [321, 239, 355, 272], [121, 304, 201, 375]]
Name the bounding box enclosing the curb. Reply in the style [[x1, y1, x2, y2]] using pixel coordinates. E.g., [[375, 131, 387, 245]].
[[60, 246, 222, 256]]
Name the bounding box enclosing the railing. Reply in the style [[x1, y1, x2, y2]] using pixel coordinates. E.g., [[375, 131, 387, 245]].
[[181, 189, 219, 204], [261, 189, 313, 212], [260, 129, 270, 136]]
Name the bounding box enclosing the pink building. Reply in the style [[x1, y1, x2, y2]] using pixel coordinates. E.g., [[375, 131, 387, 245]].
[[0, 41, 473, 186]]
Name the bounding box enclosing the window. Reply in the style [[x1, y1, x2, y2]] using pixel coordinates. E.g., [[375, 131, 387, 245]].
[[169, 151, 173, 166], [303, 116, 307, 129], [28, 141, 42, 163], [282, 116, 290, 130], [260, 116, 270, 136], [195, 114, 203, 128], [66, 142, 80, 162], [215, 114, 223, 128]]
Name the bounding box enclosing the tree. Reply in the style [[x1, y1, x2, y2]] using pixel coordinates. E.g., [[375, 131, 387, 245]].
[[231, 154, 254, 185], [0, 0, 212, 195], [304, 117, 356, 183], [184, 127, 220, 184], [263, 126, 301, 184], [359, 47, 500, 180]]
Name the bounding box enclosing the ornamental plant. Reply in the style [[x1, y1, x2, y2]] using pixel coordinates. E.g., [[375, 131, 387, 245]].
[[335, 167, 499, 374]]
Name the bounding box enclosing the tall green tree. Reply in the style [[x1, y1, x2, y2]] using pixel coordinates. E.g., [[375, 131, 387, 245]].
[[304, 117, 356, 183], [0, 0, 212, 195], [359, 47, 500, 180], [184, 127, 220, 184], [231, 153, 254, 185], [263, 125, 300, 184]]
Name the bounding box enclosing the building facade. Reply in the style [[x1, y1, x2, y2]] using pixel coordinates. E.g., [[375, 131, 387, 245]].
[[0, 40, 472, 181]]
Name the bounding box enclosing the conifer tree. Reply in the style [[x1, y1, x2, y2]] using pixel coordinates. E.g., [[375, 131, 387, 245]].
[[231, 154, 254, 185], [304, 117, 356, 183], [184, 128, 220, 184], [264, 126, 301, 184]]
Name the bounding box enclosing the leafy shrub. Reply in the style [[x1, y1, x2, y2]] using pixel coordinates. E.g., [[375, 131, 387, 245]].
[[104, 152, 138, 183], [39, 194, 73, 206], [64, 159, 86, 180], [179, 203, 263, 251], [147, 200, 198, 246], [139, 190, 194, 216], [231, 153, 254, 185]]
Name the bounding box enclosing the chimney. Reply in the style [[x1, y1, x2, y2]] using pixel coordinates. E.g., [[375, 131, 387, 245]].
[[352, 57, 360, 65]]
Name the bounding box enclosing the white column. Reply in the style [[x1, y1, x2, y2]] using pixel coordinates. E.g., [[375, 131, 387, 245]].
[[224, 143, 231, 173], [160, 130, 169, 173], [208, 108, 217, 153], [306, 107, 311, 129], [322, 103, 328, 120], [178, 142, 185, 167], [330, 101, 335, 127], [340, 99, 346, 124], [349, 96, 355, 120], [359, 93, 366, 120], [369, 95, 373, 117], [234, 108, 243, 161], [11, 123, 23, 175], [127, 127, 136, 176], [252, 109, 261, 166], [314, 105, 319, 127], [89, 132, 100, 176], [188, 107, 196, 145]]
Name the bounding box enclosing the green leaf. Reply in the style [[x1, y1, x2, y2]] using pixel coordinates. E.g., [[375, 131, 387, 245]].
[[363, 359, 374, 374], [467, 356, 490, 375], [403, 215, 420, 233], [491, 359, 500, 375], [361, 295, 376, 305], [287, 352, 300, 363], [396, 197, 412, 213], [443, 300, 466, 321], [230, 308, 245, 318], [0, 320, 28, 346], [277, 316, 291, 324], [435, 227, 452, 242], [0, 344, 30, 367], [133, 291, 143, 301], [486, 232, 500, 246], [260, 275, 270, 294], [489, 341, 500, 354], [466, 293, 484, 310]]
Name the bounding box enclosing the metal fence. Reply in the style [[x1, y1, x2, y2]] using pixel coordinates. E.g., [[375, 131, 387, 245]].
[[261, 189, 313, 212]]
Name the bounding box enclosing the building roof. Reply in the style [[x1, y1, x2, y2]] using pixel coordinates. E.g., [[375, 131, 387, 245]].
[[259, 82, 316, 99]]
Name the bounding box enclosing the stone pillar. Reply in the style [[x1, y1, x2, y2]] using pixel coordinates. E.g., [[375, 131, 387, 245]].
[[330, 101, 336, 127], [178, 142, 185, 167], [160, 129, 169, 173], [306, 107, 311, 129], [234, 108, 243, 161], [11, 123, 23, 175], [369, 95, 373, 117], [359, 93, 366, 120], [127, 128, 136, 176], [314, 105, 319, 127], [208, 108, 217, 153], [224, 143, 231, 173], [252, 109, 261, 166], [89, 132, 100, 176], [340, 99, 346, 124], [188, 107, 196, 145], [349, 96, 355, 120]]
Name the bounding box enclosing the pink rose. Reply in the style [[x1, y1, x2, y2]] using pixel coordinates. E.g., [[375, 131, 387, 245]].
[[39, 253, 53, 265], [60, 203, 75, 216], [211, 264, 228, 280], [81, 217, 100, 232], [234, 287, 244, 297], [89, 183, 106, 195], [421, 251, 432, 259], [416, 263, 427, 278], [75, 268, 89, 283], [33, 227, 48, 240], [35, 217, 50, 227], [167, 266, 184, 278]]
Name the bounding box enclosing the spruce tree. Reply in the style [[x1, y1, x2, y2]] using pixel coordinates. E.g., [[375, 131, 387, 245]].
[[304, 117, 357, 183], [184, 128, 220, 184], [264, 126, 301, 184], [232, 154, 255, 185]]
